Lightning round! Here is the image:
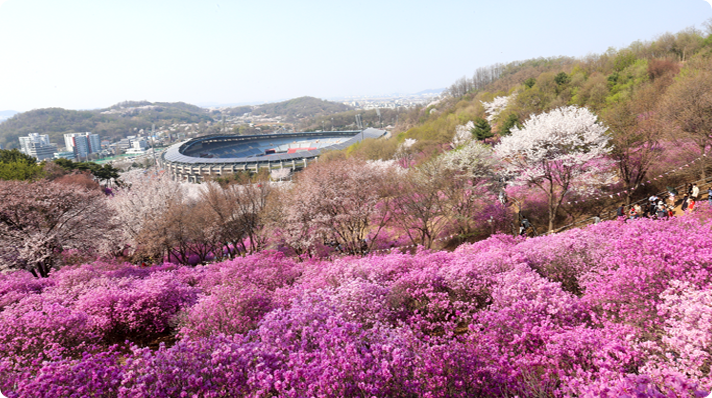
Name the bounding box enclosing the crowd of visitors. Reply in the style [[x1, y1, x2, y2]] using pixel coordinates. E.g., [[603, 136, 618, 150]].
[[616, 183, 710, 221]]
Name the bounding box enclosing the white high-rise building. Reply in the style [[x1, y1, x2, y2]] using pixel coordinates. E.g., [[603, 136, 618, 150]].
[[125, 137, 150, 155], [19, 133, 56, 161], [64, 132, 101, 159]]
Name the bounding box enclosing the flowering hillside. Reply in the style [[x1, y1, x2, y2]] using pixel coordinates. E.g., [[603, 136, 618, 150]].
[[1, 210, 711, 397]]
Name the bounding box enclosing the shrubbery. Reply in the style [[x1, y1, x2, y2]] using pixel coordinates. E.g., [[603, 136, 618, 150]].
[[1, 209, 711, 397]]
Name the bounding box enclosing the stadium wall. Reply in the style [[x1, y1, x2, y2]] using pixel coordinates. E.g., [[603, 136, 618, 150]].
[[159, 129, 386, 182]]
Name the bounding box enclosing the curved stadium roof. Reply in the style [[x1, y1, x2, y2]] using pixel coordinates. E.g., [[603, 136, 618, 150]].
[[161, 128, 386, 165]]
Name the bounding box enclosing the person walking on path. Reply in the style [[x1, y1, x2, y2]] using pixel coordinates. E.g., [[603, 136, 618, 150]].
[[708, 186, 712, 206], [519, 217, 533, 237], [692, 184, 700, 200]]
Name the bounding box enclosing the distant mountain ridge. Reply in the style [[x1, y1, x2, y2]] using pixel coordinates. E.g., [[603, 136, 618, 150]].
[[0, 103, 213, 149], [0, 110, 18, 122], [221, 96, 354, 119], [415, 88, 445, 95], [0, 97, 355, 149]]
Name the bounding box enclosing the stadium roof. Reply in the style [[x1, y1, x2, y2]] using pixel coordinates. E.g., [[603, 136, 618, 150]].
[[162, 129, 386, 165]]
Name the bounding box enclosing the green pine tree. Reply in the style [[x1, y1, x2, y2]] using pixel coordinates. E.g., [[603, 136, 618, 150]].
[[499, 114, 522, 136], [470, 118, 493, 141], [0, 149, 43, 181]]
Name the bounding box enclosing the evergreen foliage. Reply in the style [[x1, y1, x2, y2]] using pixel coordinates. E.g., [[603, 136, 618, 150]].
[[554, 72, 570, 85], [498, 114, 521, 136], [52, 159, 121, 185], [0, 149, 43, 181], [470, 118, 493, 140]]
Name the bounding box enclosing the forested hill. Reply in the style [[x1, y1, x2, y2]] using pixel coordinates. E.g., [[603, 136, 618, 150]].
[[0, 97, 354, 149], [0, 101, 214, 149], [0, 111, 18, 122], [361, 27, 712, 161], [222, 96, 354, 121]]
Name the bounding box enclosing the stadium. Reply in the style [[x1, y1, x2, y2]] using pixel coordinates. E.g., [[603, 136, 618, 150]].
[[160, 128, 387, 182]]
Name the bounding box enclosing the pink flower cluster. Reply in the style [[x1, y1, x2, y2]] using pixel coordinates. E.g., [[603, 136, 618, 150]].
[[1, 212, 711, 397]]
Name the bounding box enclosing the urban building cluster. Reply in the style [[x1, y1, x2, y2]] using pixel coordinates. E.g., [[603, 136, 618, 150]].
[[338, 92, 442, 110], [18, 133, 56, 161], [19, 132, 103, 161], [63, 132, 101, 159], [18, 132, 152, 162]]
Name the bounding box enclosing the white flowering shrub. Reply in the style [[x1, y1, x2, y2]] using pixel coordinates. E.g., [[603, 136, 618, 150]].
[[482, 94, 515, 123], [452, 121, 475, 147], [441, 140, 495, 180], [494, 106, 614, 231]]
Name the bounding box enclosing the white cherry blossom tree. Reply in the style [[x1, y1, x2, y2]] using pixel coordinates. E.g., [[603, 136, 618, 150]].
[[494, 106, 614, 232], [482, 94, 515, 123], [108, 171, 187, 260], [441, 140, 496, 181], [394, 138, 417, 168], [270, 168, 291, 181], [452, 121, 475, 147]]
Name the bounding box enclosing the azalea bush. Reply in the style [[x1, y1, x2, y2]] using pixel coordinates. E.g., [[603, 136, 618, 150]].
[[1, 212, 712, 397]]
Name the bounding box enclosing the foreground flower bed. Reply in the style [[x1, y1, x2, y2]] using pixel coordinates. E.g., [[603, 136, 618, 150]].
[[1, 213, 711, 397]]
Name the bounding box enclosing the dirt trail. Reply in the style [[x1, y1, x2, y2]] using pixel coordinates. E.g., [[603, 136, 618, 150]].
[[649, 184, 709, 217]]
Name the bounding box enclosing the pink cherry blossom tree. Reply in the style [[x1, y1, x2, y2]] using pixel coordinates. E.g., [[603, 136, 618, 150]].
[[279, 158, 394, 255], [494, 106, 614, 232], [602, 83, 665, 205], [0, 181, 116, 277], [386, 161, 454, 248], [199, 173, 273, 256]]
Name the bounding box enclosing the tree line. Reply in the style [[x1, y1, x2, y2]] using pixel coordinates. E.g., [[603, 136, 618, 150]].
[[0, 103, 213, 149]]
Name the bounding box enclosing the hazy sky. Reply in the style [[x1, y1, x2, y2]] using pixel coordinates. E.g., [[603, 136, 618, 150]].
[[0, 0, 709, 112]]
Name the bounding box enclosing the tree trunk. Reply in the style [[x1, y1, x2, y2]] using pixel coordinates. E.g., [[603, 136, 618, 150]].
[[548, 183, 555, 233], [700, 149, 706, 182]]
